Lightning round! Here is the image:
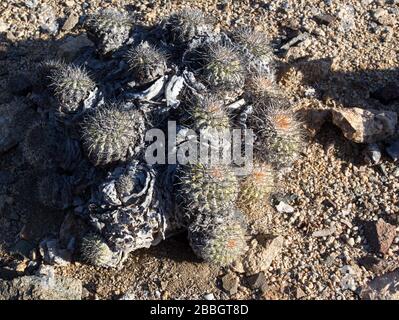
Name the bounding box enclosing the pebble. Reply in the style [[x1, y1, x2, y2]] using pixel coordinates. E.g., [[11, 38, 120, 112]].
[[276, 201, 295, 214], [62, 13, 79, 31], [204, 293, 215, 300], [221, 273, 239, 295]]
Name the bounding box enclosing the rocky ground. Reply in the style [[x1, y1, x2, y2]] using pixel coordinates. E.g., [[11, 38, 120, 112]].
[[0, 0, 399, 300]]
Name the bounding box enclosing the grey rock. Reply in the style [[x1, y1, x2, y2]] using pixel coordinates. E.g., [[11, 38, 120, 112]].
[[363, 143, 381, 165], [337, 5, 355, 31], [386, 140, 399, 161], [62, 13, 79, 31], [360, 269, 399, 300], [246, 272, 268, 293], [221, 273, 239, 295], [314, 14, 336, 25], [0, 271, 82, 300], [332, 107, 397, 143], [24, 0, 39, 8]]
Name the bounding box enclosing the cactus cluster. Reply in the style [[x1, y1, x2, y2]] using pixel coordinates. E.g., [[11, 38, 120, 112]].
[[25, 7, 304, 268]]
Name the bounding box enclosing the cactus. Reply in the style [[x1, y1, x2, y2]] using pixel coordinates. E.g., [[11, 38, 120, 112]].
[[249, 105, 303, 168], [126, 42, 168, 85], [246, 70, 288, 109], [182, 94, 230, 131], [22, 122, 58, 169], [188, 210, 248, 266], [86, 9, 133, 55], [37, 59, 66, 89], [81, 104, 145, 166], [237, 162, 275, 213], [199, 42, 246, 92], [50, 64, 95, 115], [175, 163, 239, 224], [161, 8, 213, 45], [81, 233, 114, 267], [232, 27, 274, 72]]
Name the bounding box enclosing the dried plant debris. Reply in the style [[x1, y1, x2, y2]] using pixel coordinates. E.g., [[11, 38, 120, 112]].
[[15, 8, 301, 269]]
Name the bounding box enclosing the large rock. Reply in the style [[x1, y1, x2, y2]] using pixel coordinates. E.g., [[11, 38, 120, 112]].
[[360, 269, 399, 300], [0, 269, 82, 300], [243, 235, 284, 275], [332, 107, 397, 143]]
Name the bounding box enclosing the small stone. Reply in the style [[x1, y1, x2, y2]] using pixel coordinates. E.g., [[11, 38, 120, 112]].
[[363, 143, 381, 165], [24, 0, 39, 8], [246, 272, 268, 293], [314, 14, 336, 25], [360, 269, 399, 299], [295, 287, 307, 299], [332, 107, 397, 143], [312, 227, 336, 238], [57, 35, 94, 61], [364, 218, 396, 254], [204, 293, 215, 300], [276, 201, 295, 213], [0, 20, 8, 33], [386, 140, 399, 161], [347, 238, 355, 247], [62, 13, 79, 31], [221, 273, 239, 295]]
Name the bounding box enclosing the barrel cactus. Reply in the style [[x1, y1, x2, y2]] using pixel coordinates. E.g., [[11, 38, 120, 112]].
[[188, 210, 248, 266], [86, 9, 134, 54], [50, 64, 95, 116], [249, 106, 303, 168], [81, 233, 114, 267], [182, 94, 230, 132], [199, 42, 246, 92], [126, 42, 168, 85], [81, 104, 145, 166], [175, 163, 239, 224], [161, 8, 213, 46], [232, 27, 274, 72], [237, 162, 275, 213]]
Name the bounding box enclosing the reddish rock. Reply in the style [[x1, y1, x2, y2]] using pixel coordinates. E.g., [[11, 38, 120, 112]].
[[364, 218, 396, 254], [332, 107, 397, 143]]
